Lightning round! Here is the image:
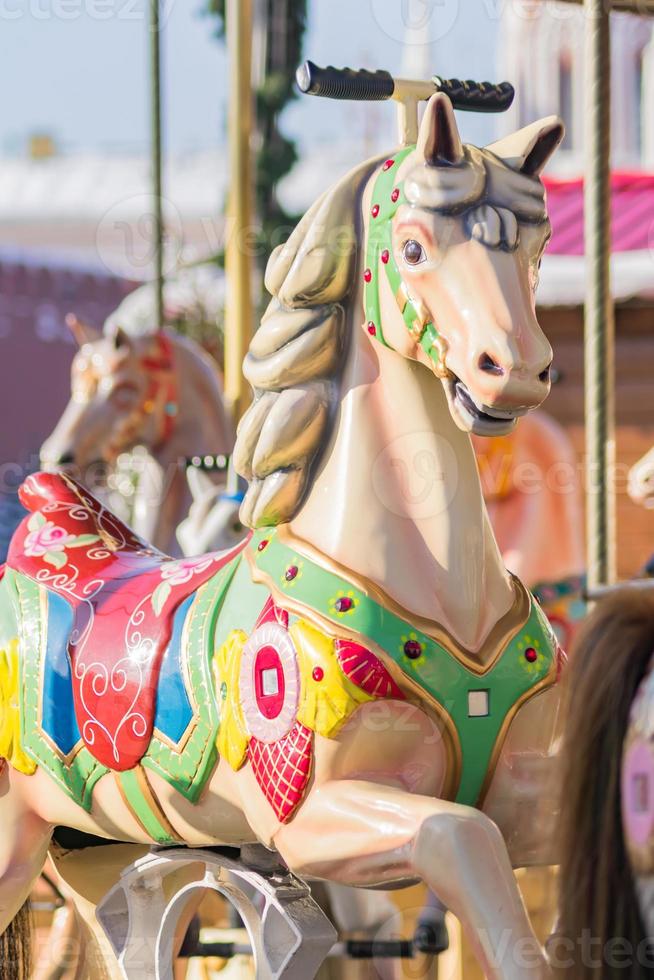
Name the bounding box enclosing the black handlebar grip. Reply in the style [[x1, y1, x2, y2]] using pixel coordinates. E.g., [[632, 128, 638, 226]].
[[296, 60, 395, 101], [433, 77, 515, 113]]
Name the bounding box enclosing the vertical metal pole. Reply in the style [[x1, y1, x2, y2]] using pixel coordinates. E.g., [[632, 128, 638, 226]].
[[150, 0, 164, 328], [584, 0, 616, 589], [224, 0, 254, 423]]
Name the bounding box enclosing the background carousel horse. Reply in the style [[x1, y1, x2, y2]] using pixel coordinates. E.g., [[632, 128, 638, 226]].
[[40, 313, 234, 557], [553, 587, 654, 979], [472, 409, 586, 649], [0, 94, 566, 980]]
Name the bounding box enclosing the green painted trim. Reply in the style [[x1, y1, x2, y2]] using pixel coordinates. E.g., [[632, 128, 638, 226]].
[[363, 145, 442, 366], [12, 571, 107, 811], [117, 768, 175, 844], [251, 529, 558, 807], [142, 556, 241, 801]]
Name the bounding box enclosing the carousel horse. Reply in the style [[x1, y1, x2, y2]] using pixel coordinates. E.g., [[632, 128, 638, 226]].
[[628, 445, 654, 511], [0, 95, 566, 980], [553, 586, 654, 978], [40, 317, 234, 557], [472, 410, 586, 649]]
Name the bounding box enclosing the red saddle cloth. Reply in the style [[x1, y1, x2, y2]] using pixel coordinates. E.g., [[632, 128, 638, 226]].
[[8, 472, 248, 771]]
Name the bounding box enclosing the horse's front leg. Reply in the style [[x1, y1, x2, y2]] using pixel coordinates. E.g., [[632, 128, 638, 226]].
[[273, 779, 550, 980]]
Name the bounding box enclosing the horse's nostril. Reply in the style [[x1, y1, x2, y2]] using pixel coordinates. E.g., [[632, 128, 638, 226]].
[[478, 353, 504, 377], [55, 452, 75, 467], [539, 362, 552, 383]]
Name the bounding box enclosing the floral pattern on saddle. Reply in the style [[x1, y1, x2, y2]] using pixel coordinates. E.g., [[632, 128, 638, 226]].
[[7, 472, 248, 771]]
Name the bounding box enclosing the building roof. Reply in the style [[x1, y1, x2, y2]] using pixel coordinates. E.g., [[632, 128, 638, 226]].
[[545, 172, 654, 255], [538, 172, 654, 306]]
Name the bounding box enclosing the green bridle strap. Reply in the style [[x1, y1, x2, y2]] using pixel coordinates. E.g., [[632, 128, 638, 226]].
[[363, 147, 442, 366]]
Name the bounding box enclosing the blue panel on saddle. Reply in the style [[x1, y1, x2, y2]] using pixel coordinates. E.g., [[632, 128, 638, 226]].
[[43, 591, 79, 756], [153, 594, 194, 744]]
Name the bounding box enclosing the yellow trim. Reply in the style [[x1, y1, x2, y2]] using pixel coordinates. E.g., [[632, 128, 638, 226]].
[[246, 561, 462, 802], [213, 629, 249, 769], [0, 638, 37, 775]]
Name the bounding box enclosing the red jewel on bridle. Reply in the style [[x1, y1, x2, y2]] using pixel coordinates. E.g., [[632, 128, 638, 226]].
[[335, 596, 354, 613], [391, 187, 400, 203], [524, 647, 538, 663], [371, 204, 380, 218], [381, 249, 390, 264], [257, 539, 269, 552], [382, 159, 395, 171], [363, 268, 372, 283], [367, 322, 376, 336], [404, 639, 422, 660], [285, 565, 298, 581]]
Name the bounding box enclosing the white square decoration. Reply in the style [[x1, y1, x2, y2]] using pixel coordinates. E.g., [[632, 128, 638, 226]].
[[261, 668, 279, 697], [468, 690, 490, 717]]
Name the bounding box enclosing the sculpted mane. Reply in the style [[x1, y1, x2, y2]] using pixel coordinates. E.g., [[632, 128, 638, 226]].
[[234, 156, 383, 528]]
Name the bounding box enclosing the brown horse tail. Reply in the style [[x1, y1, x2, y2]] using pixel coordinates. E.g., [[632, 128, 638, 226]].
[[0, 901, 32, 980], [555, 588, 654, 978]]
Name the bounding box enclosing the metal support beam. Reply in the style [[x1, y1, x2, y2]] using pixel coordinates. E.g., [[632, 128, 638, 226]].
[[150, 0, 164, 328], [584, 0, 616, 590], [224, 0, 255, 424]]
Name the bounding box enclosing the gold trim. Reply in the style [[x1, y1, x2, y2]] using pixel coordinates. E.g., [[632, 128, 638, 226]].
[[273, 526, 530, 676], [476, 662, 559, 808], [246, 551, 462, 801]]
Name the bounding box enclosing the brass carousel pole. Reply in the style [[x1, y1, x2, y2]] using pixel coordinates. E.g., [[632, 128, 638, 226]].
[[224, 0, 255, 424], [150, 0, 165, 328], [584, 0, 616, 591]]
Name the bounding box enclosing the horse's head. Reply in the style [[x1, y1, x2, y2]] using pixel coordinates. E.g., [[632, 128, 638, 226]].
[[365, 94, 563, 436], [41, 318, 177, 472]]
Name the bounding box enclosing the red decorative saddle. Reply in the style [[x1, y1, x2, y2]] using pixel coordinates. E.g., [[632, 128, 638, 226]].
[[8, 472, 248, 771]]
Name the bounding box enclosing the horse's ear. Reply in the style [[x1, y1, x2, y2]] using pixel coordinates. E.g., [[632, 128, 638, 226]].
[[111, 326, 132, 351], [65, 313, 100, 347], [187, 465, 217, 504], [416, 93, 464, 166], [487, 116, 564, 176]]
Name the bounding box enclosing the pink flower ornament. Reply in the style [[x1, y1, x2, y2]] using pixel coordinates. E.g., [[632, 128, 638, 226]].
[[23, 513, 100, 570]]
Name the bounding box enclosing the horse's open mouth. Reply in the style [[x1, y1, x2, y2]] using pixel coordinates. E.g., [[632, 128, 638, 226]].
[[448, 377, 526, 436]]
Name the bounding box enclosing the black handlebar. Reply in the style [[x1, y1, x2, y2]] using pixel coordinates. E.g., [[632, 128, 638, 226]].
[[296, 60, 514, 113]]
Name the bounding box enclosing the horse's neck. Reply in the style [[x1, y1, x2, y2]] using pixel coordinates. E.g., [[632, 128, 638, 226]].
[[289, 327, 514, 653], [134, 337, 234, 556]]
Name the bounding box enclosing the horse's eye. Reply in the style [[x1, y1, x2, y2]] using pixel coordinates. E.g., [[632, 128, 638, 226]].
[[402, 239, 426, 266]]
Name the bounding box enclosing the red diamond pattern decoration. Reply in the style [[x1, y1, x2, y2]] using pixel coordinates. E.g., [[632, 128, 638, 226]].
[[248, 721, 313, 823]]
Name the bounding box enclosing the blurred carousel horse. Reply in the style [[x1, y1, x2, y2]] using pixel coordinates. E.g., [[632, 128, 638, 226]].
[[0, 96, 566, 980], [40, 314, 234, 557], [472, 409, 586, 650], [629, 446, 654, 577]]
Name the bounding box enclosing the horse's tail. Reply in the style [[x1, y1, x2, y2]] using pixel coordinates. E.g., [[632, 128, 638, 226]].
[[555, 588, 654, 978], [0, 901, 32, 980]]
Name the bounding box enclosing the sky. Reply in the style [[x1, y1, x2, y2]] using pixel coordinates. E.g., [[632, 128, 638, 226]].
[[0, 0, 503, 159]]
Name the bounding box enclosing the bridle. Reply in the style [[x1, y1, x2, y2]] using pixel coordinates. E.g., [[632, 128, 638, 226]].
[[104, 332, 179, 461], [363, 146, 447, 375]]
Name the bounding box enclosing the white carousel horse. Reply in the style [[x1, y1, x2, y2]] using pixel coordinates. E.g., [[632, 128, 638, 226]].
[[629, 445, 654, 510], [0, 95, 565, 980], [40, 318, 234, 557]]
